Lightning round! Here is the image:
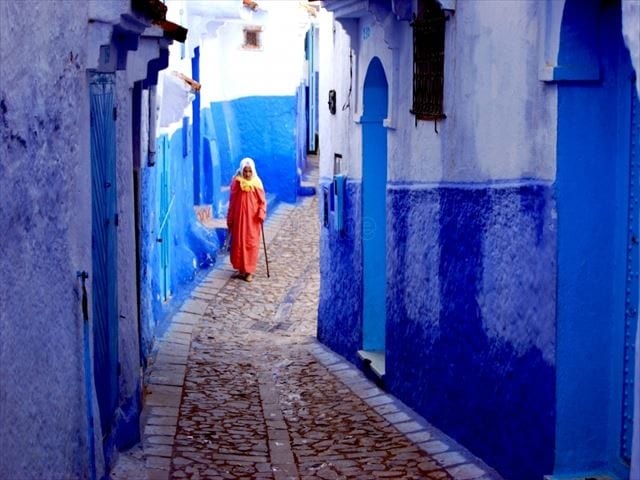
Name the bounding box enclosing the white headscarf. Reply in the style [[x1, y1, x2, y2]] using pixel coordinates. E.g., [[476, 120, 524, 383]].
[[234, 156, 264, 191], [236, 157, 258, 178]]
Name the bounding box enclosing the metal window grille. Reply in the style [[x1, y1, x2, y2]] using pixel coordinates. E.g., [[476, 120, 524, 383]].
[[243, 27, 262, 49], [411, 0, 446, 121]]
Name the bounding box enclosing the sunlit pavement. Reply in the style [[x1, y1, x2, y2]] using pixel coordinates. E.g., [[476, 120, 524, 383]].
[[110, 161, 502, 480]]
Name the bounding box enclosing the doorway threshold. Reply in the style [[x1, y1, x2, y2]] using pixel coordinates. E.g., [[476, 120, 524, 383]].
[[357, 350, 386, 380]]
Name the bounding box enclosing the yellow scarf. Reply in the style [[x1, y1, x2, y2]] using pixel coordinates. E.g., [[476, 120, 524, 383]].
[[236, 175, 263, 192]]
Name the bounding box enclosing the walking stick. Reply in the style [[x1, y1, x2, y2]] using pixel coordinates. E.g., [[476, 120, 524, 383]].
[[261, 222, 270, 278]]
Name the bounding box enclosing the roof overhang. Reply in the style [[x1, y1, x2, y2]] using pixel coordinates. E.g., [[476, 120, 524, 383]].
[[131, 0, 188, 42]]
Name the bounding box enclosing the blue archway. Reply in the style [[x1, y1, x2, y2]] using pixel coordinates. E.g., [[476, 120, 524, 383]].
[[555, 0, 638, 477], [361, 57, 389, 355]]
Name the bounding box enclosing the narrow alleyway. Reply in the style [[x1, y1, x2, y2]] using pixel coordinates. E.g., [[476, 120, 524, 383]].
[[111, 161, 501, 480]]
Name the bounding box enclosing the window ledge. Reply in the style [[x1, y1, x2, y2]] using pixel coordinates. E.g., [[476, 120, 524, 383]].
[[411, 111, 447, 121]]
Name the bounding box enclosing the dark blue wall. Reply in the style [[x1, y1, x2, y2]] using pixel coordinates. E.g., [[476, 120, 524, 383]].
[[317, 179, 556, 480], [318, 179, 363, 364], [385, 182, 556, 480], [385, 184, 555, 480]]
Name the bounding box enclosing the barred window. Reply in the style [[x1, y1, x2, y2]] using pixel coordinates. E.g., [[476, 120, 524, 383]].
[[411, 0, 447, 121], [243, 26, 262, 50]]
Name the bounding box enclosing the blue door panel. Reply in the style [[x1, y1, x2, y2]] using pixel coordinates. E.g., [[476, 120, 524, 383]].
[[362, 57, 388, 352], [307, 25, 317, 153], [621, 79, 639, 463], [90, 72, 119, 435]]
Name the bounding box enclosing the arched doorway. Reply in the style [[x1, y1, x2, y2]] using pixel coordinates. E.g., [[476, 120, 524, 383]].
[[361, 57, 389, 365], [555, 0, 638, 477]]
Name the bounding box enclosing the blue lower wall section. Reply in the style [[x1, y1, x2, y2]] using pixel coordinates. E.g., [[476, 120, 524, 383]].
[[318, 180, 362, 364], [385, 182, 556, 480], [209, 95, 299, 203], [318, 179, 557, 480]]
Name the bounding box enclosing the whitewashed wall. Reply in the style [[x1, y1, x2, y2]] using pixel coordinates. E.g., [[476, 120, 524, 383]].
[[318, 11, 360, 180], [319, 1, 558, 185]]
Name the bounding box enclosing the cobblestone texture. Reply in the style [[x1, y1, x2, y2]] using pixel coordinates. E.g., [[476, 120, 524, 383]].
[[110, 160, 502, 480]]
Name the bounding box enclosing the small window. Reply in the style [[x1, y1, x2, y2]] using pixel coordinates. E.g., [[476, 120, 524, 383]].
[[243, 26, 262, 50], [411, 0, 447, 121]]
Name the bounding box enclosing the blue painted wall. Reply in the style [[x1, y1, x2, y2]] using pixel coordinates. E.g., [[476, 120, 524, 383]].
[[139, 128, 219, 359], [555, 0, 636, 477], [318, 179, 363, 364], [209, 95, 299, 203], [385, 182, 556, 480], [139, 153, 161, 358]]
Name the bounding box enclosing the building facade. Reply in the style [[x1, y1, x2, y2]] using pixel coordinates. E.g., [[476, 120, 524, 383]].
[[317, 0, 640, 478], [0, 0, 183, 477]]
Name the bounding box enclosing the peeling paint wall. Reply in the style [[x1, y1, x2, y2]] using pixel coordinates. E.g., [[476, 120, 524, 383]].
[[0, 2, 98, 478], [1, 1, 173, 476]]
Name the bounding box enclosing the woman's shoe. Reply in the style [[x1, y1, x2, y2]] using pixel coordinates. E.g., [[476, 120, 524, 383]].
[[244, 274, 253, 282]]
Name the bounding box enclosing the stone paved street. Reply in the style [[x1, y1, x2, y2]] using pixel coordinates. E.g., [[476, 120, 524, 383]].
[[110, 163, 502, 480]]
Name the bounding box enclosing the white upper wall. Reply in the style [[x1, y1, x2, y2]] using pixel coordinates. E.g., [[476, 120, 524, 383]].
[[319, 0, 558, 183], [318, 11, 361, 180], [200, 0, 312, 104], [158, 0, 312, 133], [443, 0, 556, 182]]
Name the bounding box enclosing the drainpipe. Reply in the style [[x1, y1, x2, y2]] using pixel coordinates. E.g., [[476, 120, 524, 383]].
[[78, 271, 97, 480], [148, 85, 157, 166]]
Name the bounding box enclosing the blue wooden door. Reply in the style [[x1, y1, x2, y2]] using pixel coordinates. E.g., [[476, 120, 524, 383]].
[[621, 77, 639, 464], [90, 72, 119, 435], [362, 58, 388, 352], [306, 25, 317, 153], [158, 136, 172, 301]]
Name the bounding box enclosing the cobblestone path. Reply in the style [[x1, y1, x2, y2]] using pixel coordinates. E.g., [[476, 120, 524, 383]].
[[111, 165, 501, 480], [170, 192, 456, 480]]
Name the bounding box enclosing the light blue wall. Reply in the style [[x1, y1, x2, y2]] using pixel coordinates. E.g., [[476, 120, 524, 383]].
[[555, 0, 636, 477], [0, 1, 155, 477]]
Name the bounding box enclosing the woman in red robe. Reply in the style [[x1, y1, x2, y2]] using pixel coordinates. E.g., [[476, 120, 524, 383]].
[[226, 157, 266, 282]]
